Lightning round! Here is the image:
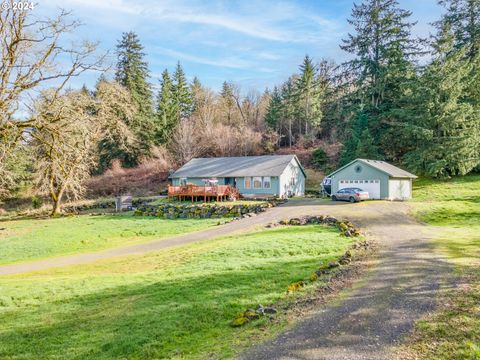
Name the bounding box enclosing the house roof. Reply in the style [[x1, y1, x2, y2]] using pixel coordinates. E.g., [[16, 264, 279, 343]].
[[328, 159, 417, 179], [170, 155, 306, 178]]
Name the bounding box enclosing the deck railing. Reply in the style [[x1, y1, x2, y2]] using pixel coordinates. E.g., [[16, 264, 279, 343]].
[[168, 184, 240, 202]]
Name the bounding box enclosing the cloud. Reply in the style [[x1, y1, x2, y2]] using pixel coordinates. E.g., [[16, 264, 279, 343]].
[[45, 0, 341, 43], [152, 47, 254, 69]]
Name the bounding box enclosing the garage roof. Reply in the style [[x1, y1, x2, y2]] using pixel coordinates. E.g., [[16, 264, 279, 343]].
[[170, 155, 306, 178], [329, 159, 417, 179]]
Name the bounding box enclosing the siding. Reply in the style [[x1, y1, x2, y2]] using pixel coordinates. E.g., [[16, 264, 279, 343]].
[[330, 160, 390, 199], [388, 178, 412, 200], [172, 176, 280, 196], [172, 178, 226, 186], [279, 158, 305, 197], [235, 176, 280, 196]]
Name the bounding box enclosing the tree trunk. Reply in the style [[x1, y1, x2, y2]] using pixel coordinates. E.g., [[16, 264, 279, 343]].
[[50, 187, 65, 216]]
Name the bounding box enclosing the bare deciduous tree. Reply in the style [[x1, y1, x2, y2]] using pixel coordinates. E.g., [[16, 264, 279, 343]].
[[0, 3, 105, 196], [31, 82, 135, 214]]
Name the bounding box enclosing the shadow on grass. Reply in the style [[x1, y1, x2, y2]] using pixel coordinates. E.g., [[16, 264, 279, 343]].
[[0, 256, 334, 359]]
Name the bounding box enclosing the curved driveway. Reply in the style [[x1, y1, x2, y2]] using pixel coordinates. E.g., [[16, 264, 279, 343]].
[[0, 199, 449, 359], [241, 200, 450, 360]]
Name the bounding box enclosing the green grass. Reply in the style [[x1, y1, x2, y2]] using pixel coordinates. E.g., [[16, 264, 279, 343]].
[[0, 225, 353, 359], [400, 174, 480, 359], [0, 215, 221, 265]]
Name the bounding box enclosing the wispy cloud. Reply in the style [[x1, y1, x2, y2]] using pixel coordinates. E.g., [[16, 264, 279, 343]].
[[50, 0, 340, 43], [153, 47, 253, 69]]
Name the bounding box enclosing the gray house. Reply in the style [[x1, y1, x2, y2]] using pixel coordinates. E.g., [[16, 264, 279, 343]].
[[170, 155, 306, 198], [328, 159, 417, 200]]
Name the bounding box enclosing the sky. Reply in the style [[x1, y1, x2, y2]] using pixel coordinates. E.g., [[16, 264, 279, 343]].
[[38, 0, 445, 93]]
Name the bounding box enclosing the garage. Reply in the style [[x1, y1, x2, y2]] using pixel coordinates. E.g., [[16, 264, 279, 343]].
[[338, 179, 381, 199], [327, 159, 417, 200]]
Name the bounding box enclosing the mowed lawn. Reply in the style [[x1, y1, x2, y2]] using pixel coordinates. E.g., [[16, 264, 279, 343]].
[[401, 175, 480, 359], [0, 225, 353, 359], [0, 215, 221, 265]]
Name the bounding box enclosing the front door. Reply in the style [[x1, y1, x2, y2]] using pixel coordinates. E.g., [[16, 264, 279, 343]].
[[225, 177, 233, 186]]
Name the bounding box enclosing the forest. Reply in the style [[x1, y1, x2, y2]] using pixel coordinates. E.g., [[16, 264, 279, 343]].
[[1, 0, 480, 212]]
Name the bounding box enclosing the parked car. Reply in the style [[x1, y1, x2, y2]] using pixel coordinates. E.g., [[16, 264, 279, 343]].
[[331, 188, 370, 203]]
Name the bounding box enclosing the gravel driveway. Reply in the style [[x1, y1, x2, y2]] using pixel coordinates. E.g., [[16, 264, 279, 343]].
[[240, 199, 450, 360], [0, 199, 450, 358]]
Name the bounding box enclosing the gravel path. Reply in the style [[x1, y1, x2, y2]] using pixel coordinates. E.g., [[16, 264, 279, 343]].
[[240, 200, 450, 360]]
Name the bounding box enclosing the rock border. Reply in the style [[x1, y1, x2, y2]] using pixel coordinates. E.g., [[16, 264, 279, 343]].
[[134, 200, 284, 219], [231, 215, 369, 327]]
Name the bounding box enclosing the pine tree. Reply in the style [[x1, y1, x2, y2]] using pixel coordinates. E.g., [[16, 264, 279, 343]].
[[439, 0, 480, 58], [296, 55, 323, 136], [172, 62, 192, 120], [280, 77, 298, 147], [265, 86, 282, 130], [341, 0, 418, 111], [403, 25, 480, 177], [97, 31, 155, 170], [220, 81, 235, 124], [190, 76, 203, 113], [155, 69, 178, 144], [340, 0, 420, 160], [340, 113, 383, 164]]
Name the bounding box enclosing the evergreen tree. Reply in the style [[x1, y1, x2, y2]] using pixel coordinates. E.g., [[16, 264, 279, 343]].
[[403, 25, 480, 177], [220, 81, 236, 124], [172, 62, 192, 120], [341, 0, 418, 110], [341, 0, 420, 160], [439, 0, 480, 58], [155, 69, 178, 144], [190, 76, 203, 113], [280, 77, 299, 147], [98, 31, 154, 171], [296, 55, 323, 136], [265, 86, 282, 130], [340, 113, 383, 164]]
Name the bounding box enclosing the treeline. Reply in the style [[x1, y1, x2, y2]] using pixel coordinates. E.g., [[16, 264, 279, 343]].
[[264, 0, 480, 178], [96, 32, 274, 173], [1, 0, 480, 213]]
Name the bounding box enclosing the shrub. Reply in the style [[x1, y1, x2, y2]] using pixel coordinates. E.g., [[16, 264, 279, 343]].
[[31, 196, 43, 209]]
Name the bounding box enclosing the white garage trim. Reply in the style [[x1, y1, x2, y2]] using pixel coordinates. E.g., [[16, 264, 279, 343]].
[[339, 179, 381, 199]]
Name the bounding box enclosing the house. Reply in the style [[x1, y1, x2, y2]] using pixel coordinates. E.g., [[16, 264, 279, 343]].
[[327, 159, 417, 200], [169, 155, 306, 198]]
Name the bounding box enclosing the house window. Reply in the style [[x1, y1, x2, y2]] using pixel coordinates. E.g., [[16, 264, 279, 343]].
[[253, 177, 262, 189], [263, 176, 271, 189], [245, 177, 251, 189]]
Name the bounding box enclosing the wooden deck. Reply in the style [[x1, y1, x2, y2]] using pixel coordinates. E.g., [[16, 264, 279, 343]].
[[168, 184, 241, 202]]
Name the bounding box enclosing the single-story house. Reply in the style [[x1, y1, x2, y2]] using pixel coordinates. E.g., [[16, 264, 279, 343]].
[[169, 155, 306, 198], [328, 159, 417, 200]]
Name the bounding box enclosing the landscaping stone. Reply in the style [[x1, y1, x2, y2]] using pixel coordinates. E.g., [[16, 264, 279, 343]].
[[135, 201, 280, 219]]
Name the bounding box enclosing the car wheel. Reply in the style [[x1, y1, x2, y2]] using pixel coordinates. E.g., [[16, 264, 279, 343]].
[[331, 195, 337, 201], [349, 197, 356, 203]]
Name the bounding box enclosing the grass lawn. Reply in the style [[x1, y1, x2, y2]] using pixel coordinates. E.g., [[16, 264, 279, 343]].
[[399, 175, 480, 359], [0, 225, 354, 359], [0, 215, 221, 265]]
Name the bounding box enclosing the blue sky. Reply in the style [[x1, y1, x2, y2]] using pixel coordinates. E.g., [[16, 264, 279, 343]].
[[39, 0, 444, 93]]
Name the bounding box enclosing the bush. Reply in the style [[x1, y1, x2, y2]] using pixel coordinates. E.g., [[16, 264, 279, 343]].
[[31, 196, 43, 209]]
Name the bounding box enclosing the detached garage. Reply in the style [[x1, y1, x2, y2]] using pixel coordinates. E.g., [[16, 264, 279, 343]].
[[328, 159, 417, 200]]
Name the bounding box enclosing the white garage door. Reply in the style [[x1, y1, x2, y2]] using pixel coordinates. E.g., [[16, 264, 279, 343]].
[[339, 179, 381, 199], [388, 179, 411, 200]]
